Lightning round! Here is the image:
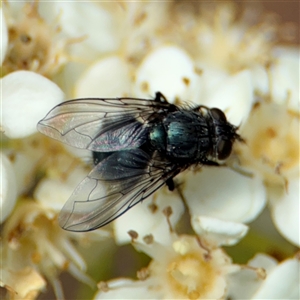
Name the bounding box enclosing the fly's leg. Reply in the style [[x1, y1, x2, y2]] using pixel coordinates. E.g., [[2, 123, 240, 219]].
[[154, 91, 168, 103]]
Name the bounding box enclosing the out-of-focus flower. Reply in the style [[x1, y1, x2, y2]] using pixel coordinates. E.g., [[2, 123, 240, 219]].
[[0, 201, 95, 299], [0, 267, 46, 300], [1, 1, 70, 77], [38, 1, 121, 96]]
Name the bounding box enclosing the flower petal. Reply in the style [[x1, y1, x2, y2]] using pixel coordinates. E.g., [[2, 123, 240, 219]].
[[75, 56, 131, 98], [134, 45, 202, 103], [130, 234, 236, 299], [195, 66, 228, 103], [113, 187, 184, 245], [269, 178, 300, 247], [250, 65, 269, 96], [94, 279, 158, 299], [0, 7, 8, 65], [0, 153, 17, 223], [1, 71, 64, 139], [183, 168, 266, 223], [227, 253, 278, 299], [252, 257, 300, 299], [34, 178, 73, 211], [34, 166, 88, 211], [205, 70, 254, 125], [191, 216, 248, 246], [44, 2, 119, 57], [271, 47, 300, 112], [0, 267, 46, 299], [5, 136, 47, 196]]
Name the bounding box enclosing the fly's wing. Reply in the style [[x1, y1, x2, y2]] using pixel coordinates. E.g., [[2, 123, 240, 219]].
[[58, 149, 180, 231], [37, 96, 174, 152]]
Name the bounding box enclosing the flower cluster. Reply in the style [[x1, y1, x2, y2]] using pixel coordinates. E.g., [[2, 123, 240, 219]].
[[1, 1, 299, 299]]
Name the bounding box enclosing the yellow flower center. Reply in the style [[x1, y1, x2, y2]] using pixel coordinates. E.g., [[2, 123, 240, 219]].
[[167, 253, 215, 299], [240, 102, 299, 182], [252, 125, 298, 172]]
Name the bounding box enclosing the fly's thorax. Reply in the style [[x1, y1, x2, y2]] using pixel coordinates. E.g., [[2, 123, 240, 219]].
[[149, 111, 212, 161]]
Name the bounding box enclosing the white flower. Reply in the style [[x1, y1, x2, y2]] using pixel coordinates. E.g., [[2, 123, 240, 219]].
[[95, 231, 241, 299], [225, 40, 300, 247], [240, 48, 300, 246], [95, 229, 300, 300], [238, 99, 299, 246]]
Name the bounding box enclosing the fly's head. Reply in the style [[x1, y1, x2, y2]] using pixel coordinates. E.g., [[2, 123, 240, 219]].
[[207, 108, 243, 162]]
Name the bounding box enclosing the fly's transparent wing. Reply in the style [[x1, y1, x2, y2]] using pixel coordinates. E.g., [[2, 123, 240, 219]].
[[58, 149, 180, 231], [37, 96, 174, 151]]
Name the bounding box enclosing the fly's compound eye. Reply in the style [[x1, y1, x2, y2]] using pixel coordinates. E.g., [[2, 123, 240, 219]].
[[210, 108, 227, 122], [217, 139, 232, 160]]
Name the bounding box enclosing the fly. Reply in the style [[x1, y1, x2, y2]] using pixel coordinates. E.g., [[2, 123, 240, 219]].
[[37, 92, 242, 231]]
